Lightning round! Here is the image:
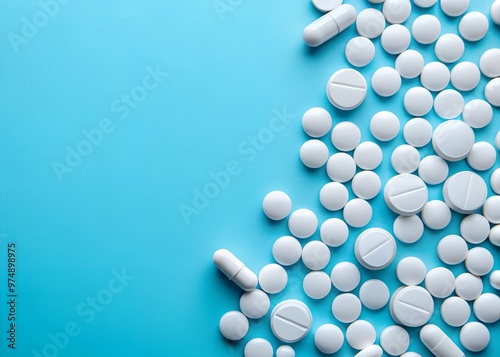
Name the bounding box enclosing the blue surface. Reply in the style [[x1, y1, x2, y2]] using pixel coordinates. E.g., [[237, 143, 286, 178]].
[[0, 0, 499, 356]]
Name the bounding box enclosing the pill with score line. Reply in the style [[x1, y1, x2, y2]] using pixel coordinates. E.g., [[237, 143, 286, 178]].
[[443, 171, 487, 214], [384, 174, 428, 216], [326, 68, 367, 110], [270, 299, 313, 343], [354, 228, 397, 270], [390, 286, 434, 327]]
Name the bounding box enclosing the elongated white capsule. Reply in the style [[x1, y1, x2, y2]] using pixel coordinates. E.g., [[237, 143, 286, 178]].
[[303, 4, 357, 47], [355, 345, 383, 357], [420, 324, 465, 357], [213, 249, 258, 291]]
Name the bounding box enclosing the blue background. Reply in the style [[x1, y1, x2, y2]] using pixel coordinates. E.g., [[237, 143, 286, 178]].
[[0, 0, 499, 356]]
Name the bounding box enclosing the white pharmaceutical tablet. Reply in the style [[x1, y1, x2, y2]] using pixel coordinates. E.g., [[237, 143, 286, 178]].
[[393, 215, 424, 243], [491, 169, 500, 194], [420, 62, 450, 92], [240, 289, 270, 319], [359, 279, 390, 309], [384, 174, 428, 216], [382, 0, 412, 24], [462, 99, 493, 128], [413, 0, 437, 7], [420, 325, 464, 356], [465, 247, 494, 276], [440, 0, 469, 17], [435, 34, 464, 63], [432, 120, 474, 162], [244, 338, 273, 357], [213, 249, 258, 291], [355, 228, 396, 270], [418, 155, 448, 185], [421, 200, 451, 230], [397, 257, 426, 285], [485, 78, 500, 107], [370, 111, 400, 141], [303, 4, 356, 47], [433, 89, 464, 119], [302, 107, 332, 138], [479, 48, 500, 78], [396, 50, 425, 79], [346, 320, 376, 350], [460, 214, 490, 244], [437, 235, 468, 265], [493, 1, 500, 25], [455, 273, 483, 301], [371, 67, 402, 97], [327, 68, 367, 110], [412, 15, 441, 45], [404, 87, 433, 117], [332, 293, 362, 323], [273, 236, 302, 266], [356, 345, 384, 357], [326, 153, 356, 182], [441, 297, 470, 327], [490, 225, 500, 246], [380, 325, 410, 356], [354, 142, 383, 170], [381, 25, 411, 55], [404, 118, 432, 148], [263, 191, 292, 220], [288, 208, 318, 238], [312, 0, 343, 13], [459, 12, 489, 42], [276, 345, 295, 357], [331, 261, 360, 292], [460, 322, 490, 352], [320, 182, 349, 211], [219, 311, 249, 340], [390, 286, 434, 327], [314, 324, 344, 354], [343, 198, 372, 227], [331, 121, 361, 151], [491, 270, 500, 289], [321, 218, 349, 247], [467, 142, 497, 171], [450, 62, 480, 91], [302, 241, 331, 270], [484, 196, 500, 224], [443, 171, 487, 214], [303, 271, 332, 299], [391, 144, 420, 174], [352, 171, 381, 199], [473, 293, 500, 323], [425, 267, 455, 298], [345, 37, 375, 67], [401, 353, 422, 357], [300, 139, 329, 168], [356, 8, 385, 39], [271, 300, 312, 343], [259, 264, 288, 294]]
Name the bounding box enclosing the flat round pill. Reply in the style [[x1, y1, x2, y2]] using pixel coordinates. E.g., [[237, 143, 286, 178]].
[[393, 215, 424, 243], [320, 182, 349, 211], [352, 171, 381, 199], [380, 325, 410, 356], [490, 225, 500, 246], [491, 169, 500, 194], [346, 320, 376, 350], [288, 209, 318, 238], [270, 300, 312, 343], [390, 286, 434, 327], [259, 264, 288, 294], [441, 297, 470, 327], [396, 50, 425, 79], [483, 196, 500, 224], [462, 99, 493, 128], [331, 261, 361, 292], [384, 174, 428, 216], [465, 247, 493, 276], [273, 236, 302, 266], [421, 200, 451, 230], [479, 48, 500, 78], [302, 107, 332, 138], [321, 218, 349, 247], [331, 121, 361, 151], [437, 235, 468, 265], [327, 68, 367, 110], [359, 279, 389, 309], [434, 89, 464, 119], [460, 322, 490, 352], [455, 273, 483, 301], [314, 324, 344, 354], [303, 271, 332, 299], [443, 171, 487, 214], [413, 0, 437, 7], [418, 155, 448, 185], [420, 61, 450, 92], [493, 1, 500, 25], [412, 15, 441, 44], [425, 267, 455, 298], [344, 198, 373, 228], [345, 37, 375, 67], [326, 153, 356, 182], [382, 0, 412, 24], [435, 34, 464, 63], [312, 0, 343, 13], [354, 141, 383, 170], [276, 345, 295, 357], [263, 191, 292, 220], [220, 311, 249, 340], [332, 293, 362, 323], [356, 8, 385, 39], [450, 62, 480, 91], [404, 118, 432, 147], [401, 353, 422, 357], [459, 12, 489, 42], [391, 144, 420, 174], [370, 111, 400, 142], [300, 139, 329, 168], [381, 25, 411, 55], [240, 289, 270, 319], [397, 257, 426, 285], [302, 241, 331, 270], [371, 67, 402, 97], [460, 214, 490, 244], [490, 270, 500, 289], [485, 77, 500, 107], [355, 228, 397, 270], [473, 293, 500, 323], [244, 338, 273, 357], [404, 87, 433, 117], [432, 120, 474, 162], [440, 0, 469, 17]]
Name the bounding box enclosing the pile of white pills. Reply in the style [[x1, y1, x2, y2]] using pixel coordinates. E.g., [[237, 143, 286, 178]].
[[214, 0, 500, 356]]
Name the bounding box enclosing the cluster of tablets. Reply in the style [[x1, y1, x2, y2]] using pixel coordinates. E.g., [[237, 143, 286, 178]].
[[213, 0, 500, 356]]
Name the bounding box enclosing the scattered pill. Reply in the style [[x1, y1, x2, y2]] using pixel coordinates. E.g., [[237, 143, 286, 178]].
[[485, 77, 500, 107], [343, 198, 373, 227], [288, 208, 318, 238], [312, 0, 343, 13], [459, 11, 489, 42], [397, 257, 426, 286], [432, 120, 475, 162], [320, 182, 349, 211], [490, 225, 500, 246], [270, 300, 312, 342], [354, 141, 383, 170], [404, 87, 433, 117], [345, 37, 375, 67], [303, 271, 332, 299], [403, 118, 433, 148], [473, 293, 500, 323], [327, 152, 356, 182], [396, 50, 424, 79], [460, 322, 490, 352], [332, 293, 362, 323], [391, 144, 420, 174], [412, 15, 441, 45], [352, 171, 381, 199], [331, 261, 360, 292], [420, 61, 450, 92], [219, 311, 249, 340], [418, 155, 448, 185], [491, 169, 500, 194], [381, 24, 411, 55], [420, 324, 465, 357], [433, 89, 464, 119], [425, 267, 455, 298], [302, 241, 331, 270], [441, 297, 470, 327], [382, 0, 412, 24], [443, 171, 487, 214], [240, 289, 271, 319], [393, 214, 424, 243], [421, 200, 451, 230], [355, 345, 383, 357], [276, 345, 295, 357], [259, 263, 288, 294], [384, 174, 428, 216], [359, 279, 390, 309], [413, 0, 437, 7], [355, 228, 397, 270], [272, 236, 302, 266], [455, 272, 483, 301], [460, 214, 490, 244], [479, 48, 500, 78], [346, 320, 376, 350], [213, 249, 258, 291], [262, 191, 292, 220], [314, 324, 344, 354], [321, 218, 349, 247], [465, 247, 494, 276], [380, 325, 410, 356], [450, 61, 480, 91], [326, 68, 367, 110], [483, 195, 500, 224], [462, 99, 493, 129], [302, 107, 332, 138], [437, 235, 468, 265], [300, 139, 329, 168], [356, 8, 385, 39], [490, 270, 500, 289], [401, 353, 422, 357], [390, 286, 434, 327], [244, 338, 273, 357], [440, 0, 469, 17], [435, 34, 464, 63], [492, 1, 500, 25], [331, 121, 361, 151], [371, 66, 402, 97], [370, 111, 400, 141]]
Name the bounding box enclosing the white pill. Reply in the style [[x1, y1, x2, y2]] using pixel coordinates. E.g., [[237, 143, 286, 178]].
[[441, 296, 470, 327], [473, 293, 500, 323], [459, 11, 489, 42], [321, 218, 349, 247], [465, 247, 493, 276], [491, 270, 500, 289], [412, 15, 441, 45], [485, 77, 500, 107], [437, 235, 468, 265], [356, 8, 385, 39], [300, 139, 329, 168], [382, 0, 412, 24], [390, 286, 434, 327], [302, 107, 332, 137], [381, 25, 411, 55], [273, 236, 302, 266], [480, 48, 500, 78], [421, 200, 451, 230], [359, 279, 390, 310], [440, 0, 469, 17], [288, 208, 318, 238], [326, 153, 356, 182], [404, 118, 432, 148], [413, 0, 437, 7], [380, 325, 410, 356], [213, 249, 258, 291], [326, 68, 367, 110], [460, 214, 490, 244], [344, 198, 373, 228], [420, 324, 465, 357], [396, 50, 425, 79], [433, 120, 474, 162], [435, 34, 464, 63], [346, 37, 375, 67], [483, 196, 500, 224], [352, 171, 381, 200], [355, 345, 384, 357], [434, 89, 464, 119], [493, 1, 500, 25], [418, 155, 448, 185], [354, 141, 383, 170], [443, 171, 487, 214], [314, 324, 344, 354], [332, 293, 362, 323], [355, 228, 397, 270], [371, 67, 402, 97], [346, 320, 376, 350], [393, 215, 424, 243], [397, 257, 426, 285], [455, 272, 483, 301], [320, 182, 349, 211], [462, 99, 493, 128], [303, 271, 332, 299], [240, 289, 270, 319], [491, 169, 500, 194], [270, 300, 312, 343], [262, 191, 292, 221], [460, 322, 490, 352], [384, 174, 428, 216], [370, 111, 400, 142], [391, 144, 420, 174], [302, 241, 331, 270], [276, 345, 295, 357], [490, 225, 500, 246], [401, 353, 422, 357], [425, 267, 455, 298], [219, 311, 249, 340], [312, 0, 343, 13], [331, 121, 361, 151], [244, 338, 273, 357], [331, 261, 361, 292], [404, 87, 433, 117], [259, 264, 288, 294], [450, 62, 480, 91], [420, 62, 450, 92]]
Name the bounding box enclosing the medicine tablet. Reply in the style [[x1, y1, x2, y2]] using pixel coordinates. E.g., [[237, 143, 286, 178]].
[[459, 12, 489, 42], [331, 261, 360, 292], [371, 67, 402, 97], [382, 0, 412, 24], [440, 0, 469, 17], [460, 214, 490, 244], [491, 169, 500, 194], [273, 236, 302, 266], [263, 191, 292, 220], [220, 311, 249, 340], [380, 325, 410, 356], [326, 153, 356, 182], [473, 293, 500, 323], [403, 118, 432, 148], [455, 273, 483, 301], [433, 120, 475, 162], [326, 68, 367, 110], [462, 99, 493, 128], [420, 324, 464, 356], [493, 1, 500, 25], [396, 50, 424, 79], [460, 322, 490, 352], [381, 25, 411, 55], [485, 77, 500, 107], [359, 279, 389, 309], [314, 324, 344, 354], [321, 218, 349, 247], [312, 0, 343, 13], [412, 15, 441, 45], [441, 297, 470, 327], [344, 198, 372, 228], [450, 62, 480, 91], [213, 249, 258, 291], [391, 144, 420, 174], [384, 174, 428, 216], [434, 89, 464, 119], [435, 34, 464, 63], [331, 121, 361, 151], [390, 286, 434, 327], [355, 228, 397, 270], [484, 196, 500, 224], [356, 8, 385, 39], [332, 293, 362, 323], [300, 139, 329, 168], [490, 225, 500, 246], [244, 338, 273, 357], [345, 37, 375, 67], [352, 171, 381, 200], [302, 241, 331, 270], [346, 320, 376, 350], [320, 182, 349, 211], [404, 87, 433, 117], [425, 267, 455, 298], [288, 208, 318, 238], [270, 300, 312, 343], [240, 289, 271, 319], [303, 271, 332, 299], [491, 270, 500, 289], [418, 155, 448, 185], [367, 0, 384, 3], [276, 345, 295, 357], [397, 257, 426, 285], [465, 247, 493, 276], [413, 0, 437, 7], [354, 142, 383, 170], [480, 48, 500, 78], [421, 200, 451, 230], [437, 235, 468, 265], [393, 215, 424, 243], [370, 111, 400, 141], [401, 353, 422, 357], [356, 345, 384, 357], [443, 171, 487, 214], [259, 264, 288, 294], [302, 107, 332, 137], [420, 62, 450, 92]]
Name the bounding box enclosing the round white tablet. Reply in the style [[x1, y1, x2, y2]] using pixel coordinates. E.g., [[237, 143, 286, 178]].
[[384, 174, 428, 216], [462, 99, 493, 128], [397, 257, 426, 286], [404, 118, 432, 147], [288, 208, 318, 238], [401, 353, 422, 357], [404, 87, 433, 117], [390, 286, 434, 327], [437, 235, 468, 265], [490, 225, 500, 246], [491, 169, 500, 194], [346, 37, 375, 67], [352, 171, 381, 199], [441, 297, 470, 327], [244, 338, 273, 357], [418, 155, 449, 185], [321, 218, 349, 247], [383, 0, 412, 24], [460, 214, 490, 244], [421, 200, 451, 230], [420, 62, 450, 92], [326, 153, 356, 182], [391, 144, 420, 174], [473, 293, 500, 323], [440, 0, 469, 17], [240, 289, 270, 319], [434, 89, 464, 119], [412, 15, 441, 45], [320, 182, 349, 211], [465, 247, 494, 276], [355, 228, 397, 270], [484, 196, 500, 224], [371, 67, 402, 97], [271, 300, 312, 343], [273, 236, 302, 266], [413, 0, 437, 7], [381, 25, 411, 55], [435, 34, 464, 63], [312, 0, 343, 13], [459, 12, 489, 42], [425, 267, 455, 298], [450, 62, 480, 91], [276, 345, 295, 357], [490, 270, 500, 289], [346, 320, 376, 350], [302, 241, 331, 270], [343, 198, 372, 228], [493, 1, 500, 25], [263, 191, 292, 220], [332, 293, 362, 323], [359, 279, 390, 309], [331, 121, 361, 151], [460, 322, 490, 352], [443, 171, 487, 214], [354, 142, 383, 170], [302, 107, 332, 138], [314, 324, 344, 354], [327, 68, 367, 110], [300, 140, 329, 168], [480, 48, 500, 78], [432, 120, 474, 162], [396, 50, 425, 79], [380, 325, 410, 356], [220, 311, 249, 341], [356, 8, 385, 39], [485, 78, 500, 107], [331, 262, 360, 292], [370, 111, 400, 141], [259, 264, 288, 294], [496, 130, 500, 149], [455, 273, 483, 301], [393, 215, 424, 243], [303, 271, 332, 299]]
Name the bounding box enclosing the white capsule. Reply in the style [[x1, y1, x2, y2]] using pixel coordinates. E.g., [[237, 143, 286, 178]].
[[420, 324, 465, 357], [213, 249, 258, 291], [304, 4, 357, 47], [354, 345, 383, 357]]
